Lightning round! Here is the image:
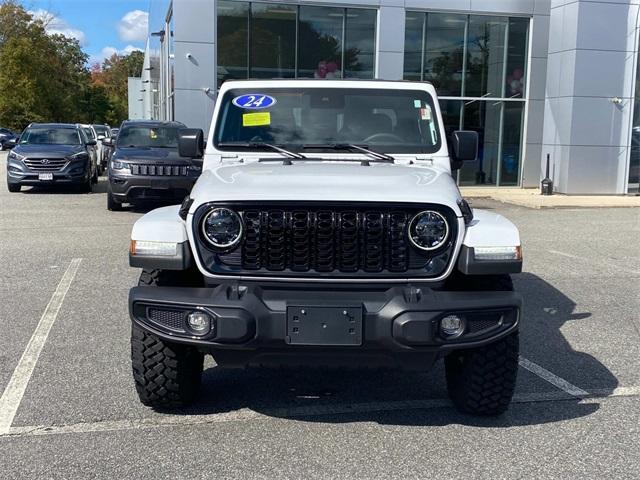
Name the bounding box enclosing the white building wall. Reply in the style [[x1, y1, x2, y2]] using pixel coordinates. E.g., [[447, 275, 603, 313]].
[[127, 77, 144, 120]]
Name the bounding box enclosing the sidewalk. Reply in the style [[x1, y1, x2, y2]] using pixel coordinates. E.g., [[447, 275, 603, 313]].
[[460, 187, 640, 209]]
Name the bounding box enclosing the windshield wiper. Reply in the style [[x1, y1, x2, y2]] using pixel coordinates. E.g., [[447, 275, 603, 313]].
[[217, 142, 306, 159], [302, 144, 395, 163]]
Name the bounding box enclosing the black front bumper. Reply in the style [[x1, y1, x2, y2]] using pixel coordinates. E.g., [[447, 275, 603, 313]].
[[130, 283, 522, 369], [109, 173, 198, 203]]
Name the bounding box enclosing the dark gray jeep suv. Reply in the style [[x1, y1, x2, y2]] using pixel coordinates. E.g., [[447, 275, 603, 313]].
[[106, 120, 202, 211], [6, 123, 98, 193]]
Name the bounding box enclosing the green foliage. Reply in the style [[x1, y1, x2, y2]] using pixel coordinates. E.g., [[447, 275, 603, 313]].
[[0, 1, 143, 130]]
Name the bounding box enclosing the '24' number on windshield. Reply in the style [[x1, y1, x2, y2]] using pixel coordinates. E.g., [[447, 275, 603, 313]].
[[240, 95, 268, 108]]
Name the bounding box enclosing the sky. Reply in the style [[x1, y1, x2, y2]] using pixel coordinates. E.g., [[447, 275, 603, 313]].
[[20, 0, 150, 65]]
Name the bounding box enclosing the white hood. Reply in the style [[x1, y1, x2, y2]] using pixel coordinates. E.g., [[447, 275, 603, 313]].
[[189, 160, 463, 216]]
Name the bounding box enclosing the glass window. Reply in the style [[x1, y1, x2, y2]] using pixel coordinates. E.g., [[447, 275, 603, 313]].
[[217, 0, 249, 87], [439, 99, 463, 138], [117, 126, 180, 148], [403, 12, 424, 81], [20, 128, 81, 145], [629, 43, 640, 192], [250, 4, 296, 79], [214, 87, 442, 154], [500, 102, 524, 185], [424, 13, 466, 96], [298, 6, 344, 79], [465, 16, 507, 98], [344, 9, 376, 79], [459, 100, 502, 185], [505, 17, 528, 99]]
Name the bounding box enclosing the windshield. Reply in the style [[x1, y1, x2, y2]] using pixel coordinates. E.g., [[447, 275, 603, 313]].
[[94, 126, 109, 137], [117, 126, 179, 148], [20, 128, 81, 145], [214, 87, 442, 154], [82, 127, 95, 140]]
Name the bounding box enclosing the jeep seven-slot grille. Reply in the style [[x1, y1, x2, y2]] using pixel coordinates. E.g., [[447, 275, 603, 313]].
[[130, 164, 189, 176], [24, 158, 68, 172], [238, 209, 412, 273]]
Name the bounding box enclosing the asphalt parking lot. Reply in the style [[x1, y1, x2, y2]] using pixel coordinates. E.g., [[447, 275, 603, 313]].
[[1, 152, 639, 479]]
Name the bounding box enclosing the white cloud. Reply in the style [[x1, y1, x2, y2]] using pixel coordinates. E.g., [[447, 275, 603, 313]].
[[90, 45, 143, 65], [117, 10, 148, 42], [29, 9, 86, 46]]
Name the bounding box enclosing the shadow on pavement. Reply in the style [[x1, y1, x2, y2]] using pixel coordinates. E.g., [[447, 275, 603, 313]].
[[151, 272, 617, 427]]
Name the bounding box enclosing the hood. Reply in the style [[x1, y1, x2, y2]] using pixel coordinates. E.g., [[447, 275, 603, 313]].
[[189, 161, 462, 213], [14, 144, 84, 158], [114, 146, 188, 163]]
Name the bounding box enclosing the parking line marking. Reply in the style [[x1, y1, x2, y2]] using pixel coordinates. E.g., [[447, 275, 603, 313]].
[[0, 258, 82, 435], [3, 386, 638, 439], [519, 356, 589, 397], [548, 249, 639, 275]]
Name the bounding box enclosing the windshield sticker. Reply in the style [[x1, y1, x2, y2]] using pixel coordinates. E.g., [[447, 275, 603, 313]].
[[420, 108, 431, 121], [242, 112, 271, 127], [413, 100, 421, 108], [233, 94, 276, 110]]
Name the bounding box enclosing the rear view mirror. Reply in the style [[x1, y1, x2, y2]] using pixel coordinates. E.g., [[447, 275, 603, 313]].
[[178, 128, 205, 158], [451, 130, 478, 162]]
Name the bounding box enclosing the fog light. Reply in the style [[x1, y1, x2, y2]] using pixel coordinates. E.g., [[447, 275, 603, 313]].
[[187, 311, 211, 335], [440, 315, 465, 338]]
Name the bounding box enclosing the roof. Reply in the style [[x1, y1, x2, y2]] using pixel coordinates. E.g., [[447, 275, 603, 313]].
[[122, 120, 186, 128], [28, 123, 79, 129]]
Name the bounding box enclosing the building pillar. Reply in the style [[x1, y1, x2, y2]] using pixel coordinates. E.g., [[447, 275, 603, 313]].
[[375, 5, 405, 80], [542, 0, 639, 194]]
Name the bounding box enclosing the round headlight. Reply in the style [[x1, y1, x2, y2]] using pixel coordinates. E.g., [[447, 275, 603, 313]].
[[408, 210, 449, 251], [201, 208, 243, 249]]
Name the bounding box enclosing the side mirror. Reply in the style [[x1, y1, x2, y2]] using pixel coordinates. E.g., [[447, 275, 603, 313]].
[[102, 137, 113, 147], [178, 128, 204, 158], [86, 140, 97, 146], [97, 135, 105, 140], [450, 130, 478, 170]]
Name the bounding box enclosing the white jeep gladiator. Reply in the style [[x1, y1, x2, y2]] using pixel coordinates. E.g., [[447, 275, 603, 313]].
[[128, 79, 523, 415]]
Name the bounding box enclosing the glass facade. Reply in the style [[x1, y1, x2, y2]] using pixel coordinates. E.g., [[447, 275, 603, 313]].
[[217, 1, 377, 87], [629, 43, 640, 192], [404, 12, 529, 186]]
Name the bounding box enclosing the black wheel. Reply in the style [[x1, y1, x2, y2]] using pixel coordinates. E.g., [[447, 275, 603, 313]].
[[107, 187, 123, 211], [131, 323, 204, 408], [78, 173, 92, 193], [7, 182, 21, 192], [444, 274, 518, 415], [91, 164, 98, 184], [131, 268, 205, 408]]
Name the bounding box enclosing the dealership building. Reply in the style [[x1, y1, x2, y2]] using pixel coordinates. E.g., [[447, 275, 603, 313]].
[[137, 0, 640, 194]]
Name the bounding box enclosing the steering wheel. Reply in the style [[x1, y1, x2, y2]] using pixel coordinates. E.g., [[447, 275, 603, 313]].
[[362, 133, 404, 143]]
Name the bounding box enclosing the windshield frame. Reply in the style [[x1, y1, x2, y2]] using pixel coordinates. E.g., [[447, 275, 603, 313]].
[[213, 86, 443, 155]]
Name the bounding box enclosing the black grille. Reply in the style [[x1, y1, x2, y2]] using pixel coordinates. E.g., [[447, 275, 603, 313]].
[[24, 158, 68, 172], [147, 308, 186, 331], [197, 204, 457, 278], [130, 164, 189, 176]]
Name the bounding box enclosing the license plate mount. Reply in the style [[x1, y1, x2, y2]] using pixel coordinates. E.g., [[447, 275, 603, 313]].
[[38, 173, 53, 181], [286, 306, 363, 346]]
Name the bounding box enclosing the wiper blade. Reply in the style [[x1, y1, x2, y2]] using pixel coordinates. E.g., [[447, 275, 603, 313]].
[[302, 144, 395, 162], [217, 142, 306, 159]]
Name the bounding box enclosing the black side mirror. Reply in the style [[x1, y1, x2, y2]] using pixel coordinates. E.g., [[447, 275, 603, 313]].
[[178, 128, 205, 159], [102, 137, 113, 147], [86, 140, 97, 146], [451, 130, 478, 164]]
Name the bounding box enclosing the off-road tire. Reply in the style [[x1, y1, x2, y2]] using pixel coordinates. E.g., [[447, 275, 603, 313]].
[[7, 182, 20, 192], [444, 273, 518, 415], [445, 332, 519, 416], [79, 174, 92, 193], [107, 188, 122, 211], [131, 323, 204, 408]]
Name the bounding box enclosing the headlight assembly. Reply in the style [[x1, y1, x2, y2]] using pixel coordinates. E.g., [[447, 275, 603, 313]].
[[8, 151, 25, 162], [408, 210, 449, 251], [111, 160, 129, 170], [68, 152, 88, 160], [201, 207, 243, 249]]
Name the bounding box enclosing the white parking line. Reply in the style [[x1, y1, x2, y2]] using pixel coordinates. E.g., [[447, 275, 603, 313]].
[[519, 356, 589, 397], [4, 386, 638, 439], [0, 258, 82, 435]]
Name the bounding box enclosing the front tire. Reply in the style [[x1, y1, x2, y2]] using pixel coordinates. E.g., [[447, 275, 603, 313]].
[[444, 274, 518, 415], [131, 323, 204, 408], [107, 187, 122, 211]]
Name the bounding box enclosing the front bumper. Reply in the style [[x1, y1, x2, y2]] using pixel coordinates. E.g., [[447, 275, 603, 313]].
[[130, 283, 521, 369], [7, 158, 89, 185], [109, 173, 198, 202]]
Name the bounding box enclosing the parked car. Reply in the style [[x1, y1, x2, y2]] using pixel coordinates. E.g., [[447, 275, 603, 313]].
[[79, 124, 101, 175], [105, 120, 202, 211], [127, 79, 523, 415], [6, 123, 98, 192], [0, 128, 19, 150], [92, 124, 112, 173], [110, 127, 119, 137]]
